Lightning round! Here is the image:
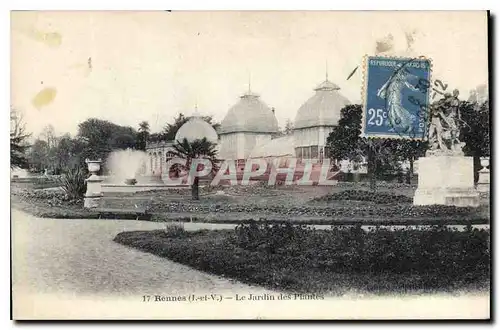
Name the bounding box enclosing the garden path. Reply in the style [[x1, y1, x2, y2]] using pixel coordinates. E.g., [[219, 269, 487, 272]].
[[12, 209, 266, 298]]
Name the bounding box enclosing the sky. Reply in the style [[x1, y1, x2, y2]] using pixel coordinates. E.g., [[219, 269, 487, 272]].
[[11, 11, 488, 137]]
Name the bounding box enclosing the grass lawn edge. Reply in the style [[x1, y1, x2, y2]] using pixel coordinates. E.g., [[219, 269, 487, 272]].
[[113, 228, 490, 296]]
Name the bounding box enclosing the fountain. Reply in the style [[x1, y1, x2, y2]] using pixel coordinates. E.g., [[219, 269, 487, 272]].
[[101, 148, 189, 193], [106, 148, 148, 185]]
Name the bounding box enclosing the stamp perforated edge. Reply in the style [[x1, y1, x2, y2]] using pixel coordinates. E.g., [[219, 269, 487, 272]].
[[360, 54, 434, 141]]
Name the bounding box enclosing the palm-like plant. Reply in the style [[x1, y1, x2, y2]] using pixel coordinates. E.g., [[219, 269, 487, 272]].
[[170, 137, 218, 200], [58, 165, 87, 200], [136, 121, 150, 151], [138, 121, 150, 133]]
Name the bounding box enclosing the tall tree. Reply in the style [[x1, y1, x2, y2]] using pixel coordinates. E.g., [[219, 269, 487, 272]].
[[170, 138, 218, 200], [460, 100, 490, 182], [40, 125, 57, 149], [326, 105, 364, 162], [77, 118, 114, 160], [136, 121, 150, 151], [77, 118, 138, 166], [10, 107, 31, 169]]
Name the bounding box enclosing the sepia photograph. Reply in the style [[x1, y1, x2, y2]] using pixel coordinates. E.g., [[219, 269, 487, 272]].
[[10, 10, 491, 320]]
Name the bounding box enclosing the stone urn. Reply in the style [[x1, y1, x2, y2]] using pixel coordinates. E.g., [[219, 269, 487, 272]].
[[480, 157, 490, 170], [477, 157, 490, 193], [86, 159, 102, 175]]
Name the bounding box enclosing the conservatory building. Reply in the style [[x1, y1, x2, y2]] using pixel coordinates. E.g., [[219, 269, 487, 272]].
[[145, 74, 354, 175]]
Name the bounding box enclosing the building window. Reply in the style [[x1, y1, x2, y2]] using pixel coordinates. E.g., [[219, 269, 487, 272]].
[[295, 147, 300, 159], [311, 146, 318, 159], [295, 147, 302, 159], [303, 147, 311, 159]]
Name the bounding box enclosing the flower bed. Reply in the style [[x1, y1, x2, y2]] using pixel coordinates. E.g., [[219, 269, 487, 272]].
[[13, 188, 82, 206], [10, 183, 488, 224], [11, 188, 94, 218], [114, 224, 490, 294], [311, 189, 413, 204], [146, 201, 483, 220]]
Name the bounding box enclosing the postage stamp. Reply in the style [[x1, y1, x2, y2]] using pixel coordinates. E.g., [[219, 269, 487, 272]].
[[362, 56, 432, 140]]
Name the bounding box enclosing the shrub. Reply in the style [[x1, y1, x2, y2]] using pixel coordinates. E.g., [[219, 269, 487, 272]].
[[58, 166, 87, 200], [232, 221, 313, 252], [164, 221, 187, 237], [230, 223, 490, 280]]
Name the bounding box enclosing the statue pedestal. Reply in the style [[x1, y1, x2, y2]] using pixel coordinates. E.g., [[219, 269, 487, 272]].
[[84, 174, 103, 208], [413, 155, 479, 207], [84, 159, 103, 209]]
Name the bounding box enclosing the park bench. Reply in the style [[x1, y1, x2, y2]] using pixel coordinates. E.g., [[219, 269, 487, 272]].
[[95, 197, 153, 220]]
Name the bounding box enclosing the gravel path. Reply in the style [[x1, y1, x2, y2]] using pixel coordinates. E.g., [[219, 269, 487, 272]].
[[11, 209, 266, 298]]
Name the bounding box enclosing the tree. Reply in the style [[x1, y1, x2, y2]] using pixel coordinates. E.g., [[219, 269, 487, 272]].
[[136, 121, 150, 151], [392, 139, 428, 183], [10, 107, 30, 169], [326, 105, 364, 162], [362, 138, 404, 190], [77, 118, 114, 160], [40, 125, 57, 149], [169, 138, 218, 200], [283, 119, 294, 135], [110, 132, 137, 150], [326, 104, 428, 190], [163, 113, 187, 141], [28, 139, 49, 172], [77, 118, 138, 167], [460, 100, 490, 182], [53, 134, 87, 173]]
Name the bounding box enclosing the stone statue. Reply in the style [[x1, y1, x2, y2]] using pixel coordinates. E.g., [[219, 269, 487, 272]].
[[414, 89, 479, 207], [427, 89, 465, 156]]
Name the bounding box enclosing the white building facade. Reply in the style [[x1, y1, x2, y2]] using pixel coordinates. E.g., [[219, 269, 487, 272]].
[[218, 90, 279, 161], [293, 79, 350, 161]]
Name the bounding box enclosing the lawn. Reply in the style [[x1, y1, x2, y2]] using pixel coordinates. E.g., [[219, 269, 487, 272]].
[[114, 222, 490, 295], [11, 181, 490, 224]]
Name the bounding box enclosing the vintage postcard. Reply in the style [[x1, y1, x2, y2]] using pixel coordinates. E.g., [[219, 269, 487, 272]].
[[10, 10, 490, 320]]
